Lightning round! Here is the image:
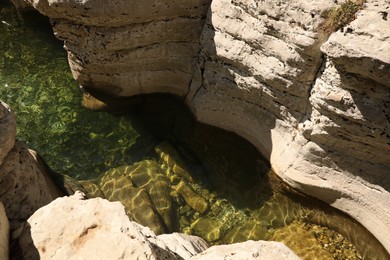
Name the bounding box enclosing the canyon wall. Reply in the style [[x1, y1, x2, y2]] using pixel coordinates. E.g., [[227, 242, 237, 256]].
[[23, 0, 390, 253]]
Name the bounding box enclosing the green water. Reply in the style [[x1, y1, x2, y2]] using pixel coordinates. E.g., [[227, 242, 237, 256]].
[[1, 2, 389, 259]]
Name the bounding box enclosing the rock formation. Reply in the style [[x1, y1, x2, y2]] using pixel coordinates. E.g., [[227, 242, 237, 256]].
[[190, 240, 300, 260], [0, 101, 63, 257], [17, 0, 390, 254], [0, 202, 9, 260], [27, 192, 299, 259]]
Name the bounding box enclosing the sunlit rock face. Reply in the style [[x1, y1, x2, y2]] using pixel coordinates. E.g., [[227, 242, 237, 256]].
[[21, 0, 390, 253], [24, 0, 211, 97]]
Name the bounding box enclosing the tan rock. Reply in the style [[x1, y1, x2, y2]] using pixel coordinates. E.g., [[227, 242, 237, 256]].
[[157, 233, 209, 259], [28, 194, 182, 259], [0, 202, 9, 260], [189, 240, 300, 260], [0, 101, 63, 258]]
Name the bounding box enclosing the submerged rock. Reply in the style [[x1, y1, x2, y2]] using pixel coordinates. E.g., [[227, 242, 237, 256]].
[[222, 221, 271, 244], [172, 180, 209, 214], [272, 221, 334, 260], [191, 218, 224, 243]]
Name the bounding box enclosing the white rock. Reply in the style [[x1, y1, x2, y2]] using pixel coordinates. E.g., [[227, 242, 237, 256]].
[[189, 240, 300, 260], [28, 194, 181, 259], [0, 202, 9, 260], [158, 233, 209, 259]]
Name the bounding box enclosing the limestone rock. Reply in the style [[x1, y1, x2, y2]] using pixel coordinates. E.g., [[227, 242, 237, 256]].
[[0, 101, 63, 258], [0, 202, 9, 260], [24, 0, 211, 99], [27, 194, 190, 259], [189, 240, 300, 260], [158, 233, 209, 259]]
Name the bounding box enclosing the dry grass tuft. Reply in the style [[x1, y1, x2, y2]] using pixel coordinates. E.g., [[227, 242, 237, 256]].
[[320, 0, 365, 34]]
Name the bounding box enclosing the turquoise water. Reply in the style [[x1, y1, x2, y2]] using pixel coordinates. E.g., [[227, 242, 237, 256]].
[[1, 2, 389, 259]]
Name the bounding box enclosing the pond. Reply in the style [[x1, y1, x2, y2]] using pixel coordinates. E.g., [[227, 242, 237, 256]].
[[1, 1, 388, 259]]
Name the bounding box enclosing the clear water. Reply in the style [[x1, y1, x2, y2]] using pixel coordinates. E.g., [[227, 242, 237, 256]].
[[1, 2, 389, 259]]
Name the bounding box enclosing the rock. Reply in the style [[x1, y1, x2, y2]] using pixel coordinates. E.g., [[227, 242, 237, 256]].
[[155, 142, 194, 182], [172, 180, 209, 214], [100, 167, 167, 235], [191, 218, 223, 243], [222, 221, 271, 244], [24, 0, 211, 98], [28, 194, 180, 260], [158, 233, 209, 259], [0, 202, 9, 260], [0, 101, 63, 258], [23, 0, 390, 254], [189, 240, 300, 260]]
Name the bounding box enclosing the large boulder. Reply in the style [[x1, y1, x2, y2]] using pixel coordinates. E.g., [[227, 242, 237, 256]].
[[0, 101, 63, 257], [28, 192, 299, 259], [14, 0, 390, 253], [28, 192, 206, 259]]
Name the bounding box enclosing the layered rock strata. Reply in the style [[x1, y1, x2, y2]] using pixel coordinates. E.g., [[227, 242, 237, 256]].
[[19, 0, 390, 253], [28, 192, 299, 259], [0, 101, 63, 257]]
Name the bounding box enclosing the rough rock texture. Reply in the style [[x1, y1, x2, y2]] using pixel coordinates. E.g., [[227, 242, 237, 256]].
[[18, 0, 390, 253], [28, 193, 299, 260], [24, 0, 211, 98], [0, 101, 63, 257], [28, 192, 182, 259], [189, 240, 300, 260], [0, 202, 9, 260]]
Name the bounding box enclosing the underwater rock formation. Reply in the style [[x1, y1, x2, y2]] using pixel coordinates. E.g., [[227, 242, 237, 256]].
[[28, 192, 300, 259], [17, 0, 390, 253], [0, 101, 63, 257]]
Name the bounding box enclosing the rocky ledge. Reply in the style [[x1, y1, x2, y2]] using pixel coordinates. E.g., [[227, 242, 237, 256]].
[[11, 0, 390, 254], [26, 192, 299, 259]]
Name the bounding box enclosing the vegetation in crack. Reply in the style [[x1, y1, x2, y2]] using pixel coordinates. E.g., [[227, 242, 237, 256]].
[[320, 0, 365, 34]]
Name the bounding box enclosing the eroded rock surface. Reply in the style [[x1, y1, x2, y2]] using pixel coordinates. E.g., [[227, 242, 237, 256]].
[[189, 240, 300, 260], [16, 0, 390, 253], [0, 101, 63, 257], [28, 193, 301, 260]]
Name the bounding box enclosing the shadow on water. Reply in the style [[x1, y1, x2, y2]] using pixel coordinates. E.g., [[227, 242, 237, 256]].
[[1, 1, 389, 259]]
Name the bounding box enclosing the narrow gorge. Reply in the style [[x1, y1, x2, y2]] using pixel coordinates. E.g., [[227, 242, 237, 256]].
[[1, 0, 389, 259]]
